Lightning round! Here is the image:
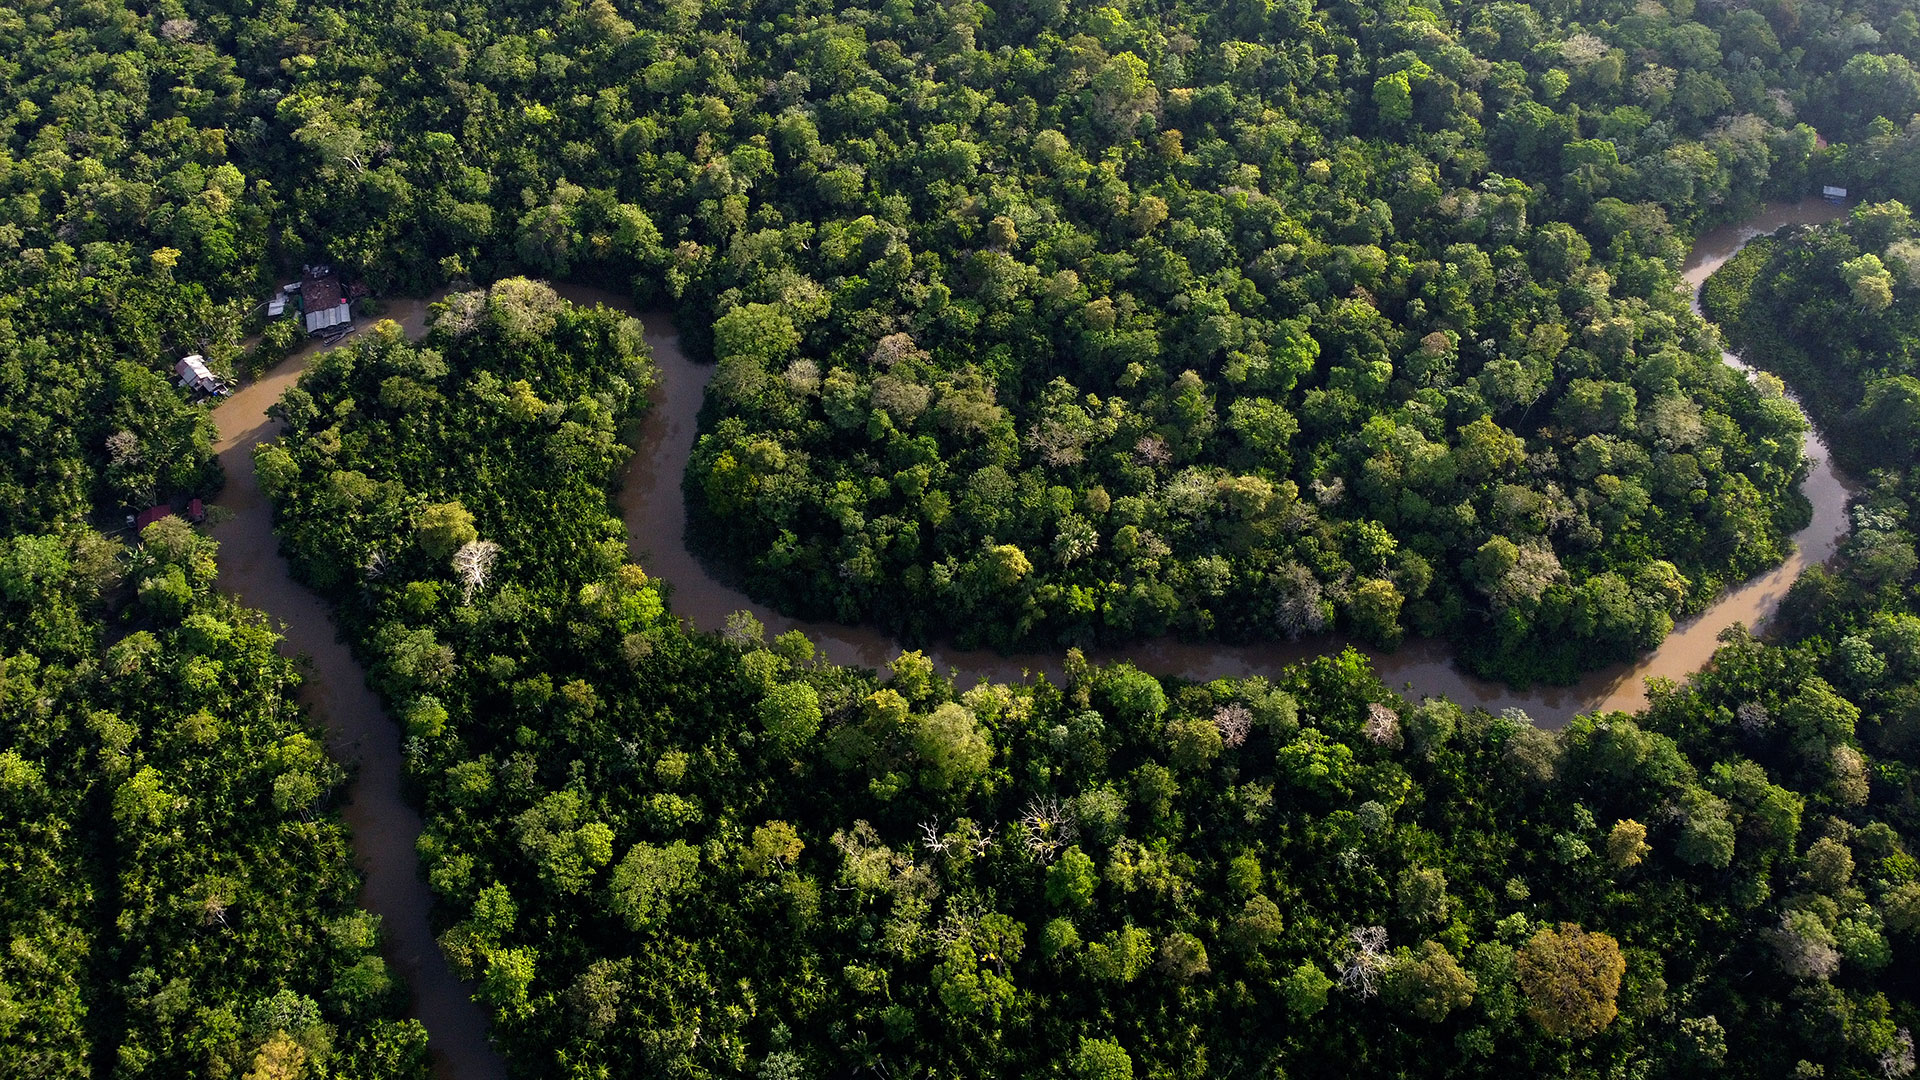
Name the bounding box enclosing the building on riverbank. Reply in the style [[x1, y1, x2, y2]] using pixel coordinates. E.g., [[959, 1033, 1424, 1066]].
[[175, 354, 225, 395], [301, 265, 354, 336]]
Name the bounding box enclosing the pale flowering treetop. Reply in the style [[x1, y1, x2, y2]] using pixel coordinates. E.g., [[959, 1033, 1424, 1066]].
[[1213, 703, 1253, 748]]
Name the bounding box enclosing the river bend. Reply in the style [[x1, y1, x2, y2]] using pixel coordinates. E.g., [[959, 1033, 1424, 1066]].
[[209, 300, 508, 1080], [204, 198, 1847, 1079], [602, 198, 1853, 726]]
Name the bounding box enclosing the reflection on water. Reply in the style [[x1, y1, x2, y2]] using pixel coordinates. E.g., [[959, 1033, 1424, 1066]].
[[594, 199, 1857, 727], [208, 299, 506, 1080]]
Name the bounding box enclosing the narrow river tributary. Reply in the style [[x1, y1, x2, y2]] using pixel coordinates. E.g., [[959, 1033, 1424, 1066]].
[[208, 197, 1847, 1077], [209, 298, 507, 1080]]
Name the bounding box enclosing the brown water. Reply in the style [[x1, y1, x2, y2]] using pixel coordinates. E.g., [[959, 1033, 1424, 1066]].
[[194, 200, 1849, 1078], [208, 301, 507, 1080], [600, 199, 1856, 726]]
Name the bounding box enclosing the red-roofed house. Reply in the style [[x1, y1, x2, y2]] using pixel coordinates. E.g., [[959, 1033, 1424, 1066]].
[[135, 506, 174, 530]]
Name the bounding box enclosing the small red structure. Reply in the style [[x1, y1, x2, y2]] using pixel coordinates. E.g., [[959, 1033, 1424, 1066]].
[[187, 498, 206, 523], [135, 506, 174, 530]]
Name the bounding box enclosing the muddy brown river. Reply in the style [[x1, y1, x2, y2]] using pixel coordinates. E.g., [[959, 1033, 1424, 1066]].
[[210, 301, 507, 1080], [207, 199, 1847, 1077], [603, 197, 1853, 725]]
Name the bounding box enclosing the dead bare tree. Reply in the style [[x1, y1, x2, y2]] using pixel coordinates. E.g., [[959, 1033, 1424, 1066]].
[[1213, 703, 1254, 748], [1134, 433, 1172, 467], [1020, 796, 1077, 863], [1364, 702, 1402, 747], [452, 539, 503, 603], [1339, 925, 1390, 998], [920, 818, 950, 858], [969, 820, 996, 857]]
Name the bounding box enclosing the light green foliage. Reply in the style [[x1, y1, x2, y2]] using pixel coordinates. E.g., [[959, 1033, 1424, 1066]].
[[1886, 883, 1920, 936], [1841, 254, 1896, 311], [1084, 925, 1154, 983], [479, 947, 538, 1018], [417, 501, 478, 560], [1399, 867, 1452, 926], [1041, 917, 1081, 959], [1282, 961, 1334, 1018], [1803, 837, 1854, 894], [11, 0, 1905, 1075], [1383, 941, 1477, 1022], [1047, 846, 1099, 910], [1229, 895, 1285, 952], [514, 791, 615, 894], [713, 303, 801, 368], [1607, 820, 1650, 868], [1164, 714, 1223, 772], [913, 702, 992, 792], [1277, 728, 1357, 799], [758, 682, 823, 753], [608, 841, 700, 932], [1675, 791, 1737, 869], [746, 820, 805, 876], [1071, 1037, 1134, 1080], [0, 523, 423, 1077]]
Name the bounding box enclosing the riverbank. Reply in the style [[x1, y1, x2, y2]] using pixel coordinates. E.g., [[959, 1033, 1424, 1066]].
[[193, 198, 1852, 1076], [598, 198, 1855, 726], [207, 301, 507, 1080]]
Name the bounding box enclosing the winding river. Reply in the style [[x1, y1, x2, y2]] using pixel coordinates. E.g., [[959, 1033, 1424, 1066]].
[[206, 198, 1846, 1077], [209, 299, 507, 1080], [604, 197, 1854, 726]]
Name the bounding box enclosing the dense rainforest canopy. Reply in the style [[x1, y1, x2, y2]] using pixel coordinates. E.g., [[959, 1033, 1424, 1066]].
[[253, 283, 1920, 1078], [4, 0, 1920, 1076], [6, 0, 1920, 679], [0, 521, 429, 1077]]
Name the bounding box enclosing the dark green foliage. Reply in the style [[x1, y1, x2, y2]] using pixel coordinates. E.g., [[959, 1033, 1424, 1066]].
[[9, 0, 1920, 1076], [32, 0, 1888, 683], [0, 0, 288, 529], [0, 526, 427, 1078], [261, 308, 1919, 1079]]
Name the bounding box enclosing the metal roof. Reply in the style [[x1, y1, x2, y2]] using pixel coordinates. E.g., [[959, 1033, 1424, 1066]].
[[176, 354, 222, 392], [305, 302, 352, 333]]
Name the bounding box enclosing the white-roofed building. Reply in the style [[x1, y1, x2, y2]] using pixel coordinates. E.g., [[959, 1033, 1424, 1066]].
[[175, 354, 222, 394]]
